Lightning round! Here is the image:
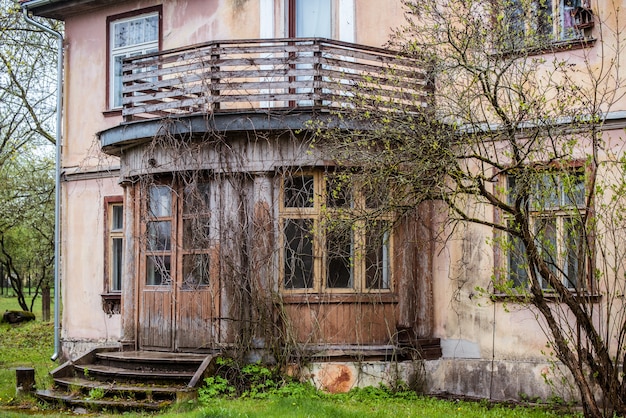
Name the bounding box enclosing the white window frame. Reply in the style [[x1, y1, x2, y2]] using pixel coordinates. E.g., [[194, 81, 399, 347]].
[[109, 11, 159, 109]]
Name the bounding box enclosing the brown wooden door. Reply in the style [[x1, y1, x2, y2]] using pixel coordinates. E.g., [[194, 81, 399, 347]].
[[138, 181, 218, 351]]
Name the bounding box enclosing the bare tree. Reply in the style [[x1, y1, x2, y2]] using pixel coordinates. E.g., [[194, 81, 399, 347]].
[[317, 0, 626, 416]]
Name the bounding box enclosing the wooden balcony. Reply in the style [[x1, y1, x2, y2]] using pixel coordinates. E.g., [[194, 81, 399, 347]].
[[121, 37, 431, 122]]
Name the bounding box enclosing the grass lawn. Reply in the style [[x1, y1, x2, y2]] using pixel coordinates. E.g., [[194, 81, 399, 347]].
[[0, 294, 581, 417]]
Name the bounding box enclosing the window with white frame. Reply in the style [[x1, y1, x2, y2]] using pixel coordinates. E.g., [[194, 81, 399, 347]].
[[505, 169, 587, 290], [280, 171, 391, 293], [109, 11, 159, 109], [504, 0, 581, 49]]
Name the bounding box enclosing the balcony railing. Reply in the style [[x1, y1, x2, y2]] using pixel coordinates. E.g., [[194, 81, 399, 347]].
[[121, 37, 431, 122]]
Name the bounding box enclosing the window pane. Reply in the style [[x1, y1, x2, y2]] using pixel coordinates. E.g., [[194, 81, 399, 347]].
[[184, 182, 210, 215], [112, 205, 123, 230], [183, 217, 211, 250], [149, 185, 172, 217], [564, 217, 584, 289], [326, 221, 353, 289], [366, 221, 390, 289], [326, 176, 351, 209], [283, 219, 314, 289], [508, 233, 528, 288], [146, 255, 171, 285], [296, 0, 331, 38], [284, 174, 314, 208], [564, 173, 585, 207], [536, 217, 557, 289], [183, 254, 210, 288], [114, 14, 158, 48], [147, 221, 171, 251], [112, 238, 123, 291]]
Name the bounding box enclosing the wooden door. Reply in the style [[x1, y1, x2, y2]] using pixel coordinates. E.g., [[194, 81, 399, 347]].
[[138, 181, 218, 351]]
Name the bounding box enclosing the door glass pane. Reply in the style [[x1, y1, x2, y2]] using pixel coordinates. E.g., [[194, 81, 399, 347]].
[[182, 254, 210, 288], [296, 0, 331, 37], [147, 221, 171, 251], [183, 217, 211, 250], [149, 185, 172, 217], [184, 182, 211, 215], [284, 218, 314, 289], [146, 255, 171, 285], [112, 205, 124, 230]]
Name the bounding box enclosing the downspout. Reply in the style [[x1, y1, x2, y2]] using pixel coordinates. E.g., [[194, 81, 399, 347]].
[[21, 7, 63, 362]]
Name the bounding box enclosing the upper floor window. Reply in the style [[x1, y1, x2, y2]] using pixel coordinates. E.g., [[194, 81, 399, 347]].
[[505, 169, 587, 290], [109, 10, 160, 109], [289, 0, 332, 38], [280, 171, 392, 293], [504, 0, 581, 49]]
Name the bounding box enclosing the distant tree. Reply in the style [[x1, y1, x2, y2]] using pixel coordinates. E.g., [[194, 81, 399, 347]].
[[0, 0, 59, 311], [318, 0, 626, 416]]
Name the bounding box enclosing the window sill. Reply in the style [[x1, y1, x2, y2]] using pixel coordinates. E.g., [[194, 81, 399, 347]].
[[102, 109, 122, 118], [280, 292, 397, 304], [498, 37, 596, 58], [101, 292, 121, 315], [491, 292, 601, 303]]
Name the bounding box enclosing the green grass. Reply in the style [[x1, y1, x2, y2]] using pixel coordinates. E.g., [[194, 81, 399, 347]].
[[0, 294, 581, 417]]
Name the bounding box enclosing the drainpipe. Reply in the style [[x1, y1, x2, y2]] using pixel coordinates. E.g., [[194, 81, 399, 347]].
[[21, 7, 63, 362]]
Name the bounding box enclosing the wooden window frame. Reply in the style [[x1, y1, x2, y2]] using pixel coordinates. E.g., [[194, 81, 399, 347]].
[[102, 196, 123, 314], [279, 170, 393, 294], [500, 164, 591, 292]]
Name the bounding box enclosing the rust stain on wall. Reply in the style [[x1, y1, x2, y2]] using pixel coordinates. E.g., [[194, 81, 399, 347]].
[[317, 364, 355, 393]]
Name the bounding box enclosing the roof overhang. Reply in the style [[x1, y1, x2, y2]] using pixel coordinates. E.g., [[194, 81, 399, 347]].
[[21, 0, 118, 20]]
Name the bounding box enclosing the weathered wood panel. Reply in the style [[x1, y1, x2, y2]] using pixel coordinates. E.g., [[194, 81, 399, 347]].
[[121, 38, 431, 121], [139, 288, 173, 349], [176, 287, 218, 350], [282, 299, 398, 345]]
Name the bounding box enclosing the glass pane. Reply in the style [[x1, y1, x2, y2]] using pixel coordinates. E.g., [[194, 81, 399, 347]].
[[146, 255, 171, 285], [364, 182, 387, 209], [564, 217, 584, 289], [534, 173, 560, 210], [508, 227, 528, 288], [149, 185, 172, 217], [296, 0, 331, 38], [183, 217, 211, 250], [365, 221, 390, 289], [147, 221, 171, 251], [564, 173, 585, 207], [283, 219, 314, 289], [326, 221, 353, 289], [114, 14, 158, 48], [113, 54, 124, 108], [184, 182, 210, 215], [183, 254, 210, 288], [112, 238, 123, 292], [536, 217, 557, 289], [284, 174, 314, 208], [326, 176, 351, 209], [112, 205, 123, 230]]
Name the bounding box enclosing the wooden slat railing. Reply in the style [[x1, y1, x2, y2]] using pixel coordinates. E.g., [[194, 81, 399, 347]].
[[121, 37, 431, 122]]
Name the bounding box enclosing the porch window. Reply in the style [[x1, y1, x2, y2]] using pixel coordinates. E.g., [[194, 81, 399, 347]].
[[505, 170, 587, 290], [109, 10, 160, 109], [143, 181, 212, 288], [280, 171, 392, 293], [504, 0, 581, 49]]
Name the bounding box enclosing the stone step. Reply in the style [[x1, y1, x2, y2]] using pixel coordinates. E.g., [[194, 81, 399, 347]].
[[53, 376, 191, 400], [36, 389, 170, 412]]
